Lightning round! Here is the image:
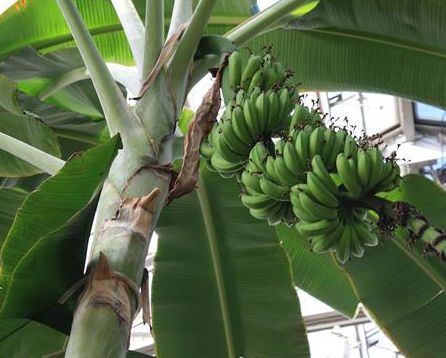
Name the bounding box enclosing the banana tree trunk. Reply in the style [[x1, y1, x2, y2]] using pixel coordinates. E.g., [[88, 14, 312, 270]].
[[56, 0, 220, 353], [65, 83, 174, 357]]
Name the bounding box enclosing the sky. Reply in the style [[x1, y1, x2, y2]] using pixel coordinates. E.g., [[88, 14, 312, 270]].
[[0, 0, 16, 15]]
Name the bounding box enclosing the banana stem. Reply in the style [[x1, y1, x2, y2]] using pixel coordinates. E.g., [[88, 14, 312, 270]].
[[355, 195, 446, 258], [167, 0, 193, 40], [0, 132, 65, 175], [142, 0, 164, 80], [56, 0, 146, 152], [168, 0, 219, 107], [406, 217, 446, 258], [225, 0, 317, 47], [110, 0, 145, 76]]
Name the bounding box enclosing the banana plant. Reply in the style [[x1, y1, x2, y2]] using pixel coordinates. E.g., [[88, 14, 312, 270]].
[[0, 0, 446, 357]]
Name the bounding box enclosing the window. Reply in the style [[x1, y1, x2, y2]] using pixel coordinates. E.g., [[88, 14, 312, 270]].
[[320, 92, 399, 136], [414, 102, 446, 125]]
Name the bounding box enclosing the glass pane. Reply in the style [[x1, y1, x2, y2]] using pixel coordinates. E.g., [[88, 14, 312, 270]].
[[325, 92, 398, 136], [414, 102, 446, 123]]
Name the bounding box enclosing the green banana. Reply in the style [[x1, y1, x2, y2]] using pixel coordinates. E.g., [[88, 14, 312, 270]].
[[199, 141, 214, 159], [312, 223, 343, 253], [327, 130, 347, 169], [221, 121, 250, 155], [241, 193, 278, 210], [357, 149, 371, 191], [311, 155, 338, 195], [267, 91, 280, 130], [241, 170, 262, 195], [235, 89, 245, 106], [349, 224, 365, 258], [295, 129, 311, 171], [289, 104, 311, 130], [241, 54, 262, 90], [267, 202, 289, 226], [283, 141, 304, 176], [277, 87, 291, 123], [231, 105, 252, 146], [255, 93, 269, 133], [217, 132, 246, 163], [299, 192, 338, 220], [211, 151, 243, 175], [309, 126, 325, 158], [260, 175, 290, 201], [336, 153, 362, 197], [243, 98, 260, 139], [266, 67, 279, 89], [228, 51, 243, 90], [249, 142, 269, 172], [367, 147, 385, 189], [247, 69, 264, 94], [321, 129, 335, 164], [353, 220, 379, 247], [336, 224, 351, 263], [274, 156, 298, 187], [297, 218, 339, 237], [265, 156, 282, 183], [306, 171, 339, 208], [249, 200, 283, 221], [343, 133, 357, 159]]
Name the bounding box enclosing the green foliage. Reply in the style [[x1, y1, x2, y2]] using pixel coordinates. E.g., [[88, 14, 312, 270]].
[[277, 225, 359, 317], [0, 114, 61, 177], [0, 188, 27, 244], [0, 74, 20, 114], [153, 167, 309, 357], [0, 319, 66, 357], [250, 0, 446, 107], [338, 174, 446, 357], [0, 137, 120, 333]]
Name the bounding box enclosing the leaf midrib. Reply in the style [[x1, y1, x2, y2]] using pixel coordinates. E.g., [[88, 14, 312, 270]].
[[392, 237, 446, 292], [196, 176, 235, 358]]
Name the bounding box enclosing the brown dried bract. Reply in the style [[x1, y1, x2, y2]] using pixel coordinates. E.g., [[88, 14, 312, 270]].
[[78, 253, 141, 326], [133, 25, 187, 100], [105, 188, 161, 241], [167, 63, 224, 202]]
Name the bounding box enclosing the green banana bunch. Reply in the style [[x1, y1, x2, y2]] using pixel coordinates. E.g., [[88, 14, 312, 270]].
[[200, 47, 407, 264], [226, 51, 292, 94], [202, 86, 297, 177], [291, 155, 380, 263], [337, 146, 401, 197], [239, 165, 296, 226], [288, 104, 322, 132]]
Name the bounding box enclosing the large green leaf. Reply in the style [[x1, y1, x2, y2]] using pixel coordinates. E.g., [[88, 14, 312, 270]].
[[0, 113, 61, 177], [399, 174, 446, 229], [277, 225, 359, 318], [19, 93, 107, 149], [153, 167, 309, 357], [0, 74, 20, 114], [338, 175, 446, 356], [0, 319, 154, 358], [0, 136, 120, 333], [250, 0, 446, 107], [0, 188, 27, 244], [0, 0, 253, 65], [0, 47, 104, 118], [0, 319, 66, 357]]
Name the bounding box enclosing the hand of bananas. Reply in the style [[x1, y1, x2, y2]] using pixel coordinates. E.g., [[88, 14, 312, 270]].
[[199, 49, 406, 263]]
